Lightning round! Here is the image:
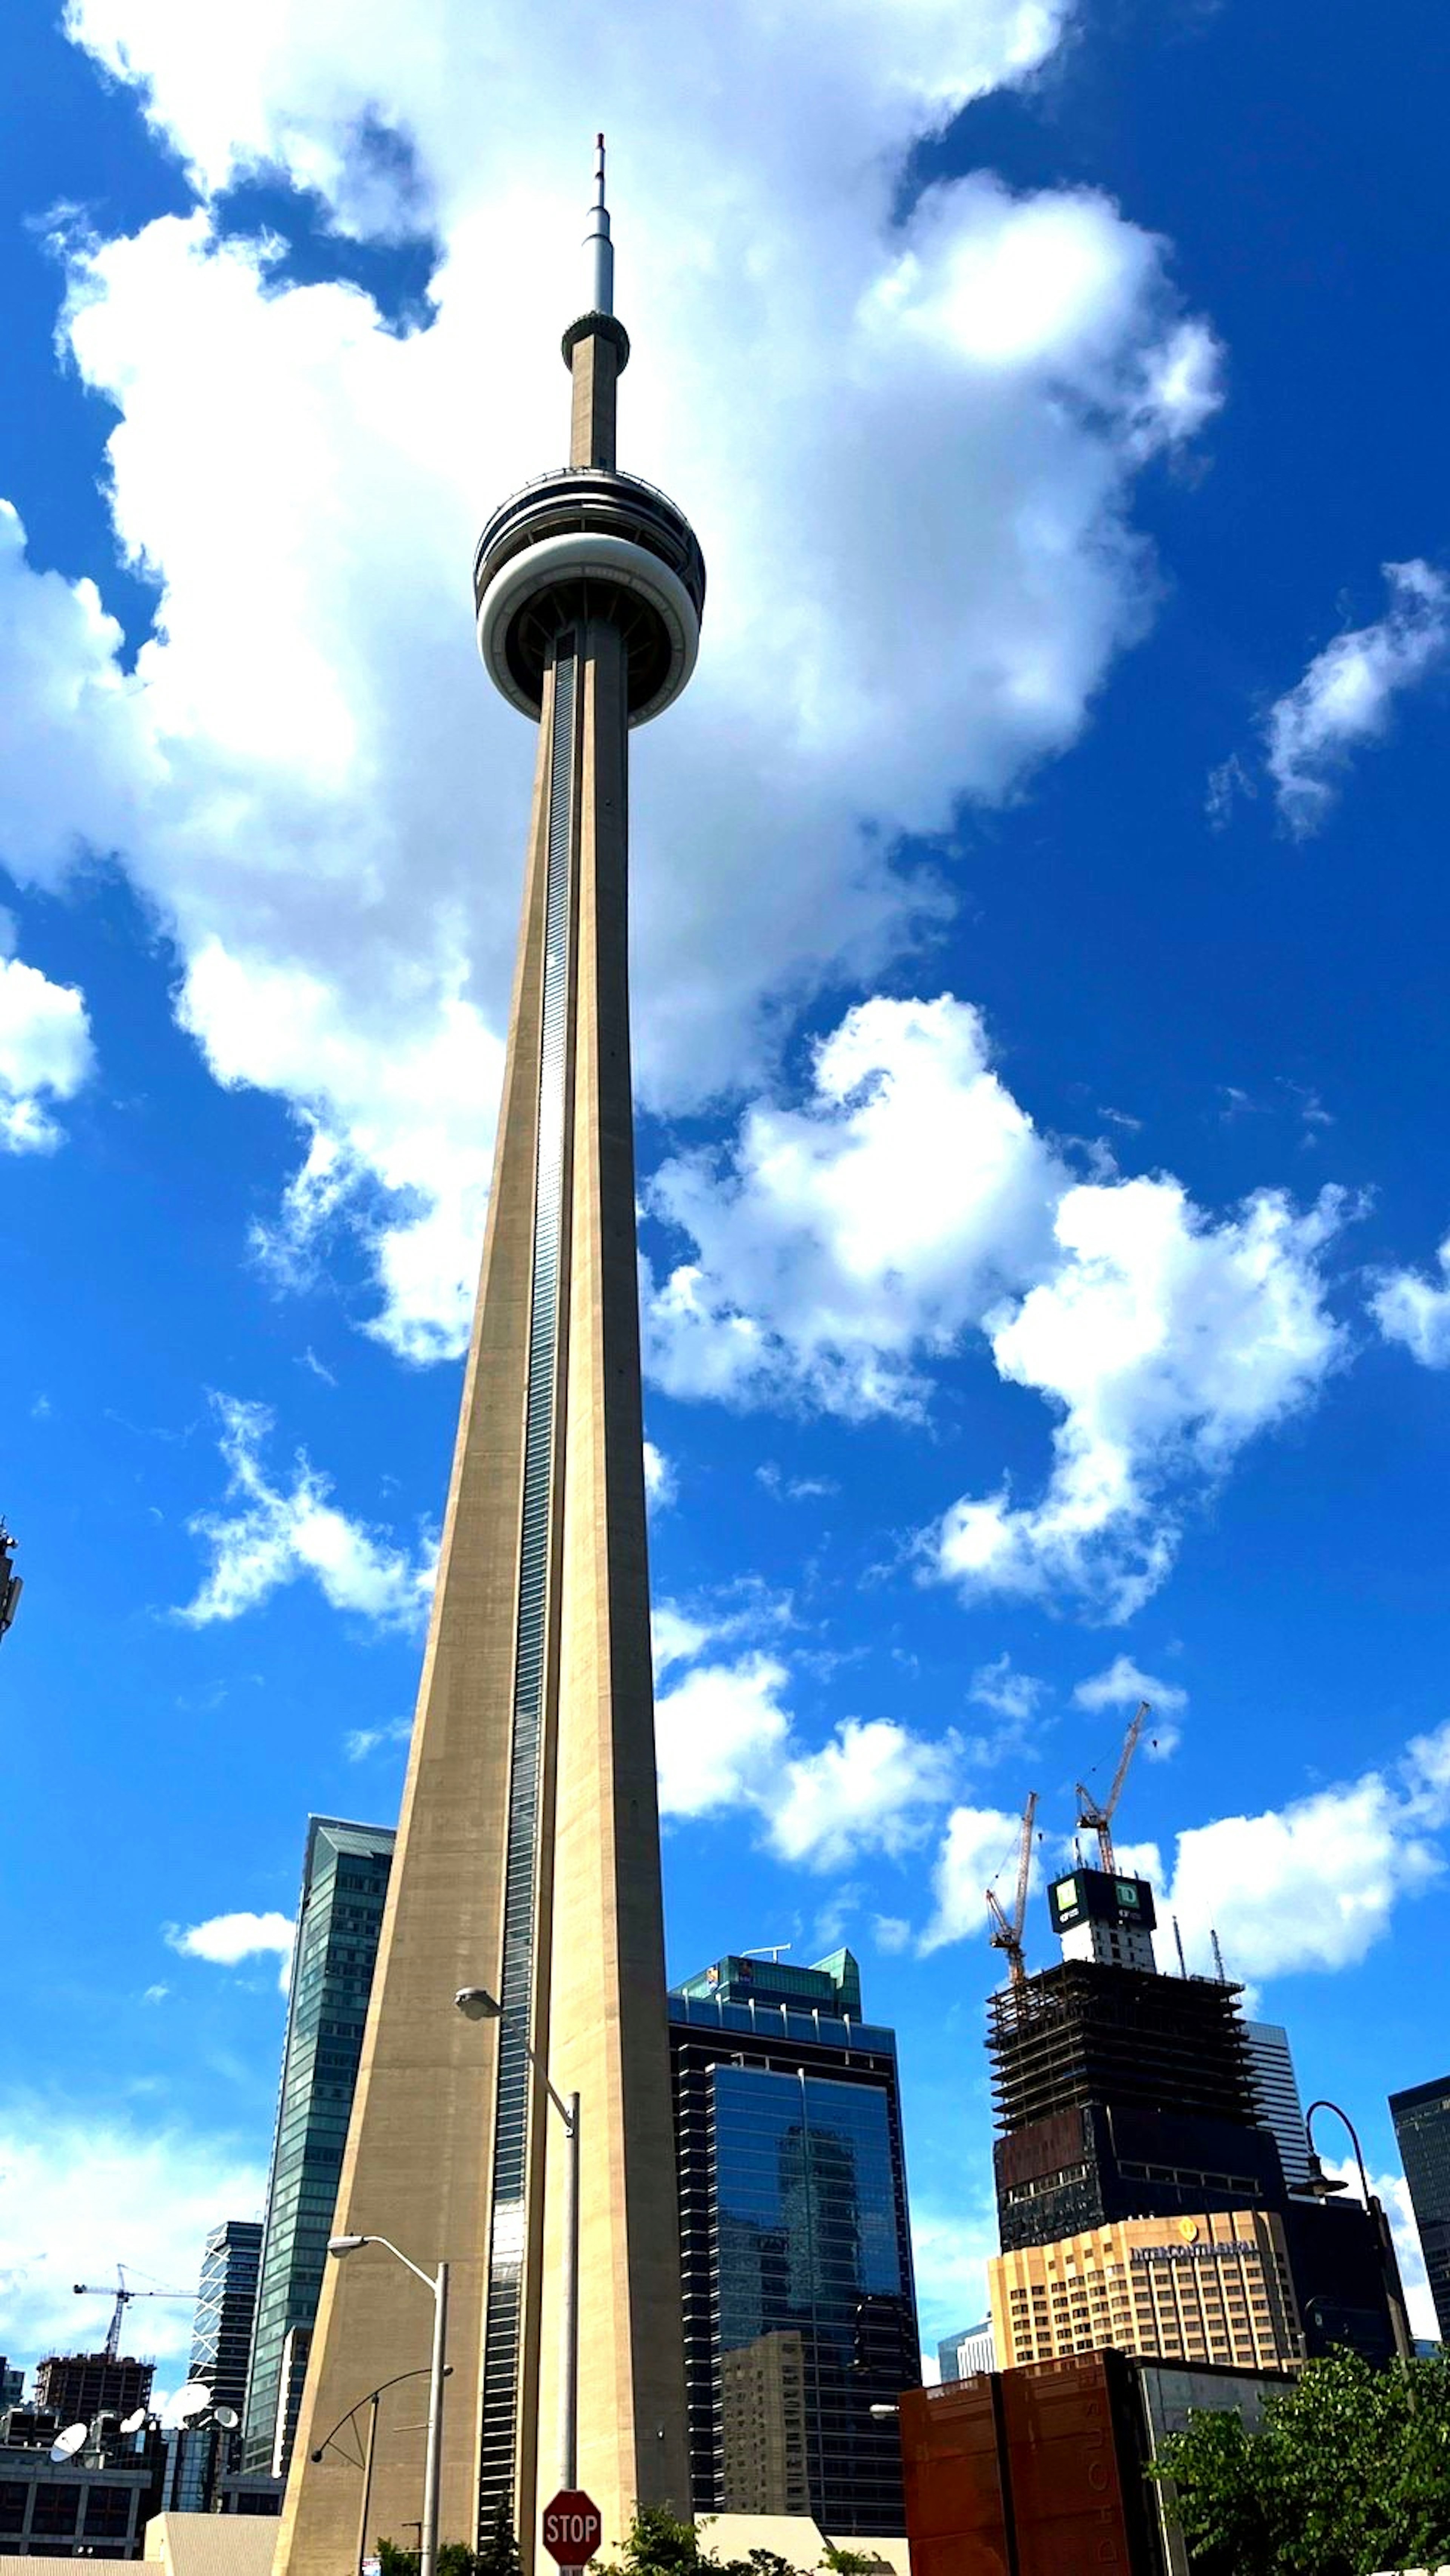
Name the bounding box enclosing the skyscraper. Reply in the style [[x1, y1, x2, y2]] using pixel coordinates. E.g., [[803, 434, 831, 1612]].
[[1244, 2021, 1310, 2193], [174, 2220, 264, 2513], [243, 1818, 394, 2481], [1390, 2074, 1450, 2340], [276, 146, 702, 2575], [669, 1951, 918, 2537]]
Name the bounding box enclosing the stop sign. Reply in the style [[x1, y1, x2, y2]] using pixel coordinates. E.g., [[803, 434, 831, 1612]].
[[541, 2490, 602, 2568]]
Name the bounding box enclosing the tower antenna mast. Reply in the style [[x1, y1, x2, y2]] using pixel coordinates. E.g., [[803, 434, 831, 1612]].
[[1075, 1700, 1151, 1874]]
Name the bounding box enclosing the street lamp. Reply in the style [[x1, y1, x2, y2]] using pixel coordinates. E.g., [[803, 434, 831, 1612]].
[[1296, 2098, 1415, 2376], [310, 2365, 453, 2576], [327, 2237, 449, 2576], [455, 1985, 581, 2487]]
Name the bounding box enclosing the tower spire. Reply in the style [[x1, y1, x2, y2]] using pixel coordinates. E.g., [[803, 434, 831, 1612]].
[[585, 132, 613, 317]]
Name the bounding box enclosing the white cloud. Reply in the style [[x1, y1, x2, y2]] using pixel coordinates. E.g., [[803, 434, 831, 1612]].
[[165, 1908, 296, 1995], [0, 0, 1224, 1353], [177, 1394, 436, 1628], [642, 1440, 676, 1511], [912, 2192, 1001, 2343], [1074, 1652, 1186, 1756], [344, 1716, 412, 1761], [647, 991, 1348, 1614], [647, 995, 1060, 1418], [653, 1604, 956, 1869], [920, 1802, 1031, 1954], [933, 1177, 1347, 1618], [1162, 1718, 1450, 1982], [0, 2101, 265, 2368], [0, 946, 95, 1152], [1372, 1234, 1450, 1370], [1265, 559, 1450, 835], [969, 1653, 1044, 1726], [654, 1652, 794, 1824], [772, 1719, 958, 1872]]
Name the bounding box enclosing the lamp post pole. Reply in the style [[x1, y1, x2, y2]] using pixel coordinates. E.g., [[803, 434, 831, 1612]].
[[326, 2237, 450, 2576], [1302, 2098, 1415, 2377], [455, 1987, 580, 2491]]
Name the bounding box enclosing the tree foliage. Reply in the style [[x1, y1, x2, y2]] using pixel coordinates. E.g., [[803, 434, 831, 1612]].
[[1152, 2348, 1450, 2576], [596, 2504, 866, 2576]]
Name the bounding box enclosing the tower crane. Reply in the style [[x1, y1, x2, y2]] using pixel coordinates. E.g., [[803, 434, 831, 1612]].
[[72, 2268, 191, 2360], [1075, 1699, 1152, 1874], [985, 1791, 1039, 1990], [0, 1523, 20, 1642]]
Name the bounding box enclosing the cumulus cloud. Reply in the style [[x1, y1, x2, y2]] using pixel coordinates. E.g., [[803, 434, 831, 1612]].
[[0, 944, 95, 1152], [1159, 1718, 1450, 1982], [178, 1393, 436, 1628], [653, 1599, 957, 1869], [932, 1176, 1347, 1618], [344, 1716, 412, 1761], [970, 1654, 1044, 1726], [920, 1802, 1032, 1954], [649, 991, 1347, 1613], [165, 1908, 296, 1995], [0, 0, 1223, 1352], [1372, 1234, 1450, 1369], [1265, 559, 1450, 835], [0, 2101, 265, 2366], [1074, 1652, 1186, 1755], [642, 1440, 676, 1511]]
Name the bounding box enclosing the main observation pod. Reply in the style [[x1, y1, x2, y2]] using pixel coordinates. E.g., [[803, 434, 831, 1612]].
[[474, 321, 706, 726]]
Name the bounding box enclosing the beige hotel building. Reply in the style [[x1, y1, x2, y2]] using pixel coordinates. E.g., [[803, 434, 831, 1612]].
[[988, 2208, 1303, 2373]]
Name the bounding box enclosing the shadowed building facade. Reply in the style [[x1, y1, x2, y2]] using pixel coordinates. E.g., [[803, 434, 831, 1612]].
[[273, 145, 700, 2576]]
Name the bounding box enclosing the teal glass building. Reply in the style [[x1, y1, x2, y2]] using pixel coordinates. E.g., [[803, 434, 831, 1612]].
[[669, 1951, 918, 2535], [242, 1818, 394, 2477]]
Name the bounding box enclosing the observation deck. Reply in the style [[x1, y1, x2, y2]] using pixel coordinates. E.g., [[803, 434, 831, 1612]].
[[474, 467, 706, 726]]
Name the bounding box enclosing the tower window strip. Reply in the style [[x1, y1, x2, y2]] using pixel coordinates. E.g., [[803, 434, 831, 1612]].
[[478, 639, 576, 2534]]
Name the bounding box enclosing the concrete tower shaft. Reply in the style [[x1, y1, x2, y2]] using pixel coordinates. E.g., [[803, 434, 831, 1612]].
[[271, 149, 699, 2576]]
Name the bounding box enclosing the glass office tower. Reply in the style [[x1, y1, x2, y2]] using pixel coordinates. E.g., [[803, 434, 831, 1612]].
[[173, 2219, 264, 2511], [1390, 2073, 1450, 2341], [242, 1818, 394, 2477], [669, 1951, 918, 2535]]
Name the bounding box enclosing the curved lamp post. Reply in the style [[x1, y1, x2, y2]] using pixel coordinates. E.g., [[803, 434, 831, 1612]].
[[1296, 2098, 1414, 2376], [310, 2365, 454, 2576], [455, 1984, 581, 2488], [327, 2238, 449, 2576]]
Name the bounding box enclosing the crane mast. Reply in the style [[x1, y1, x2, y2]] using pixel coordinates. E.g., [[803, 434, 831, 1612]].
[[72, 2268, 190, 2359], [986, 1791, 1039, 1990], [1075, 1699, 1151, 1874]]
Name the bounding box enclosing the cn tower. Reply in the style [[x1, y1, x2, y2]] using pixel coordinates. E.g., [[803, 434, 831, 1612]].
[[274, 142, 700, 2576]]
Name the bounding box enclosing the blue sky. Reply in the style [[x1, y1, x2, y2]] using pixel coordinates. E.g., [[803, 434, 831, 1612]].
[[2, 0, 1448, 2380]]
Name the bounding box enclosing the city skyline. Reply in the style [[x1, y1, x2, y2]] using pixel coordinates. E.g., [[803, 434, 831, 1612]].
[[2, 0, 1450, 2428]]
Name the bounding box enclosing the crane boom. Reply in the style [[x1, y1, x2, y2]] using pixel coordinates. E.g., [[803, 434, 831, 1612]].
[[72, 2270, 190, 2360], [985, 1791, 1039, 1989], [1075, 1699, 1151, 1873]]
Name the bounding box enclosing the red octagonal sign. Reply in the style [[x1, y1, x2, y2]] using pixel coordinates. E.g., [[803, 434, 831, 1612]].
[[541, 2490, 602, 2568]]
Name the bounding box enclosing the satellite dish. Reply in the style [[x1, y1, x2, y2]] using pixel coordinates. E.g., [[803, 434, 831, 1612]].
[[120, 2409, 148, 2436], [50, 2423, 88, 2464], [175, 2384, 211, 2422], [212, 2405, 239, 2430]]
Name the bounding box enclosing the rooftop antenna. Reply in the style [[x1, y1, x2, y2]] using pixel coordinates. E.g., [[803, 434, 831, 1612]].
[[1172, 1915, 1187, 1977], [1211, 1926, 1226, 1983], [584, 132, 614, 316]]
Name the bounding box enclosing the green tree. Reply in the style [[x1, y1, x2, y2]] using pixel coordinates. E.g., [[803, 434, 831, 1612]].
[[476, 2502, 524, 2576], [376, 2544, 419, 2576], [1152, 2348, 1450, 2576]]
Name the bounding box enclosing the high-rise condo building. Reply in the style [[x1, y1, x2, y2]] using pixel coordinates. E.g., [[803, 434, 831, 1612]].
[[989, 2210, 1301, 2373], [31, 2358, 152, 2428], [935, 2322, 994, 2382], [1243, 2021, 1310, 2193], [172, 2220, 264, 2513], [989, 1861, 1400, 2370], [669, 1951, 918, 2536], [243, 1818, 393, 2480], [276, 145, 704, 2575], [1390, 2074, 1450, 2340]]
